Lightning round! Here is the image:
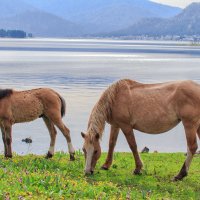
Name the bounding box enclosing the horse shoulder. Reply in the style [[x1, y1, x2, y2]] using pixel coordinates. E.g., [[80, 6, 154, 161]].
[[114, 80, 139, 103], [0, 96, 13, 122], [111, 82, 141, 123]]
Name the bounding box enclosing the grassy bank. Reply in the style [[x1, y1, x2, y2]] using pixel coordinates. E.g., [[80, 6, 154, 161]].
[[0, 152, 199, 199]]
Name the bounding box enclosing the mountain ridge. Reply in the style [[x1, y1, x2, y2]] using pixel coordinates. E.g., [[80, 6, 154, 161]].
[[23, 0, 181, 33], [107, 3, 200, 37]]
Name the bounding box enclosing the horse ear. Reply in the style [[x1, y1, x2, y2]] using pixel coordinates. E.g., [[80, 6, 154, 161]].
[[95, 133, 100, 140], [81, 132, 86, 138]]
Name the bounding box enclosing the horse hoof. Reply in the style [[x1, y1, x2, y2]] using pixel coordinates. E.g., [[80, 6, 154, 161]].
[[173, 176, 183, 182], [133, 169, 142, 175], [101, 166, 109, 170], [70, 154, 75, 161], [5, 155, 12, 159], [45, 152, 53, 159]]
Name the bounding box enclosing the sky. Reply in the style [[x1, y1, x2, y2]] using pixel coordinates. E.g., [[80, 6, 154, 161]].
[[150, 0, 200, 8]]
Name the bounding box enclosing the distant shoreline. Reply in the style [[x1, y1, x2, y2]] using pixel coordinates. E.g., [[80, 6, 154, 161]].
[[0, 35, 200, 46], [0, 37, 199, 46]]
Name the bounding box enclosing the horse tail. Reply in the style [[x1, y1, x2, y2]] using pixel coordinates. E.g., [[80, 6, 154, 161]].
[[197, 130, 200, 140], [58, 95, 66, 118]]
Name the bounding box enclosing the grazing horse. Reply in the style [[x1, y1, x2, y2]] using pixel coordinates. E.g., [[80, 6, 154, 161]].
[[81, 79, 200, 180], [0, 88, 75, 160]]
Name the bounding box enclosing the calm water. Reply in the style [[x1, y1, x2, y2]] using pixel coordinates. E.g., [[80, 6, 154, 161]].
[[0, 38, 200, 154]]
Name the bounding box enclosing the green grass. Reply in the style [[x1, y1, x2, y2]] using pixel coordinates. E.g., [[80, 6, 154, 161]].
[[0, 152, 199, 199]]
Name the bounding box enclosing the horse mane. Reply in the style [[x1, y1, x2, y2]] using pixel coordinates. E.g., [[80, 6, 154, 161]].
[[0, 89, 13, 100], [87, 79, 129, 141]]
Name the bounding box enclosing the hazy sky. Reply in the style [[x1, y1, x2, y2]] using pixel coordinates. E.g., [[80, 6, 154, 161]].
[[151, 0, 200, 8]]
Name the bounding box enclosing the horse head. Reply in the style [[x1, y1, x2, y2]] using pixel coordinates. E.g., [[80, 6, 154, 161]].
[[81, 131, 101, 175]]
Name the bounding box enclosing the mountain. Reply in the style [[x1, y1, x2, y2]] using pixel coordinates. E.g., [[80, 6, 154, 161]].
[[23, 0, 181, 19], [164, 3, 200, 35], [0, 0, 84, 37], [110, 3, 200, 37], [0, 0, 182, 37], [23, 0, 182, 33], [0, 11, 84, 37]]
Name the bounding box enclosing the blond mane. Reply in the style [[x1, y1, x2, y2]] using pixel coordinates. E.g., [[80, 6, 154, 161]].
[[87, 79, 129, 141]]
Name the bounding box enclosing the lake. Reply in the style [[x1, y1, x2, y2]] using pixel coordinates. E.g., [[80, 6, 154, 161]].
[[0, 38, 200, 155]]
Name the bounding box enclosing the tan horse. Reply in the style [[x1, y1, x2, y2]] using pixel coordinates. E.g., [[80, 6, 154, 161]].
[[81, 79, 200, 181], [0, 88, 75, 160]]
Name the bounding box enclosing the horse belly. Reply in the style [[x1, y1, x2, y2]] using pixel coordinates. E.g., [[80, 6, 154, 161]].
[[133, 110, 180, 134], [134, 119, 180, 134]]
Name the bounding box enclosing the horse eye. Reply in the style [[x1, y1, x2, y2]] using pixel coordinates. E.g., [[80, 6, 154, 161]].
[[94, 150, 98, 154]]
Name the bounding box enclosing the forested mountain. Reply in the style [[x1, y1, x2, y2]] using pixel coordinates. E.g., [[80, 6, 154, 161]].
[[108, 3, 200, 37]]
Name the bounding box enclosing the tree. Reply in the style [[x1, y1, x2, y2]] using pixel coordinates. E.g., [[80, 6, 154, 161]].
[[0, 29, 7, 37], [0, 29, 29, 38]]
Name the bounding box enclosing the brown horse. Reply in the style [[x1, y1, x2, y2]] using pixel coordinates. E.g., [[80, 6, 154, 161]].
[[81, 79, 200, 180], [0, 88, 75, 160]]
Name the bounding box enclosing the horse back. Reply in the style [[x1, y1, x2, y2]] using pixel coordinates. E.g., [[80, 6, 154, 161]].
[[9, 88, 61, 123], [111, 80, 200, 133]]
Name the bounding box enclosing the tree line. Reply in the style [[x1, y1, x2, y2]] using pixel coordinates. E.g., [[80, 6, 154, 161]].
[[0, 29, 33, 38]]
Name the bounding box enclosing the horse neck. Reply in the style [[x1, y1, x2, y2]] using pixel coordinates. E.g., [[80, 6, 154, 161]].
[[87, 81, 120, 140], [87, 102, 107, 140]]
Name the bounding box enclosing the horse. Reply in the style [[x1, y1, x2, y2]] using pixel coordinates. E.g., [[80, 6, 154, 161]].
[[0, 88, 75, 160], [81, 79, 200, 181]]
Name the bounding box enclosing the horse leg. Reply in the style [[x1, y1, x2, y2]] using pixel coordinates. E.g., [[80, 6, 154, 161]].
[[121, 126, 143, 174], [1, 127, 8, 157], [174, 122, 198, 181], [2, 121, 12, 158], [50, 117, 75, 160], [101, 125, 119, 170], [43, 116, 57, 158]]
